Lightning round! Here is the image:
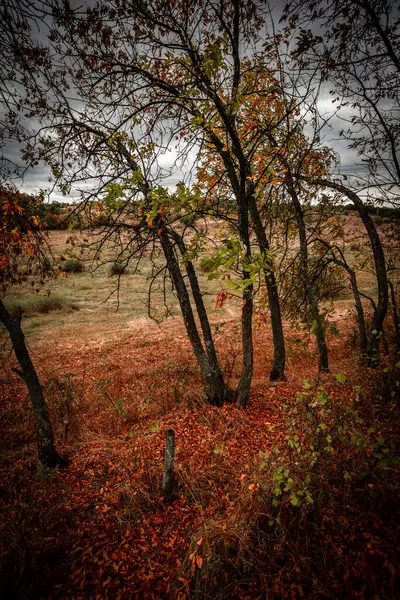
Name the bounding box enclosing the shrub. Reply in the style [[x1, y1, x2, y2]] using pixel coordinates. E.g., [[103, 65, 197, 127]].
[[3, 294, 77, 317], [108, 261, 128, 276], [177, 377, 400, 599], [180, 212, 197, 227], [62, 259, 85, 273]]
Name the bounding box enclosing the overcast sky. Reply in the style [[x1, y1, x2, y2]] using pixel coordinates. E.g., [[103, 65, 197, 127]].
[[0, 1, 384, 203], [6, 96, 364, 204]]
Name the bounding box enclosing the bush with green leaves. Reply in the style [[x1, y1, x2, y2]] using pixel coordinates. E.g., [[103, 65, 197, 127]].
[[61, 258, 85, 273], [3, 293, 77, 317], [108, 261, 128, 277], [187, 375, 400, 599], [265, 376, 397, 510]]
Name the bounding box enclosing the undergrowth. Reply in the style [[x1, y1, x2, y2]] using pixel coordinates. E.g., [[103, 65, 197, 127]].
[[181, 376, 400, 599]]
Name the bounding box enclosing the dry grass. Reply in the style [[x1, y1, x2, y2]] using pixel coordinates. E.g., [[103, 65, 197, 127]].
[[3, 293, 77, 318], [2, 228, 238, 345]]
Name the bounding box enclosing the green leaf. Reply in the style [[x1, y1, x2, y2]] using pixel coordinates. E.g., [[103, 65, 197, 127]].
[[213, 442, 225, 455], [290, 493, 300, 506], [150, 423, 159, 433], [335, 373, 346, 383]]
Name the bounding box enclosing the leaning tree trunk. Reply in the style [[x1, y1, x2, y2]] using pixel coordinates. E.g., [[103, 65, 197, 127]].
[[349, 269, 368, 353], [0, 299, 66, 468], [287, 182, 329, 372], [168, 229, 228, 393], [248, 195, 286, 380], [158, 228, 226, 406], [312, 178, 388, 366]]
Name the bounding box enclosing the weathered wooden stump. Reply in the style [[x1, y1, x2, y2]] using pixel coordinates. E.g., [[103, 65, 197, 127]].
[[162, 429, 175, 502]]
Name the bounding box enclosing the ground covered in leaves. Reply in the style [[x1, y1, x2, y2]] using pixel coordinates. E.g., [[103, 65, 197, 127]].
[[1, 316, 399, 599]]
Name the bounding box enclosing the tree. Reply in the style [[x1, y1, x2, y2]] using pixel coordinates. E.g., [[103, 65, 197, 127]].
[[283, 0, 399, 198], [309, 178, 389, 363], [8, 0, 297, 408], [88, 167, 230, 407], [282, 0, 399, 363], [194, 57, 335, 372], [0, 186, 66, 467]]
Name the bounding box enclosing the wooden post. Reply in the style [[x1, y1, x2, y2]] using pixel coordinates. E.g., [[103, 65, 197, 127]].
[[162, 429, 175, 502]]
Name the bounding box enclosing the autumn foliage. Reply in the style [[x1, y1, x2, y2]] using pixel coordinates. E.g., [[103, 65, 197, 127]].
[[0, 187, 48, 292]]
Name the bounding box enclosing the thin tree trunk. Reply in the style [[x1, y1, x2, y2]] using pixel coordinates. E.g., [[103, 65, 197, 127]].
[[316, 239, 368, 354], [0, 299, 66, 468], [168, 229, 228, 398], [236, 202, 254, 408], [158, 228, 226, 406], [349, 269, 368, 352], [286, 182, 329, 372], [237, 283, 253, 408], [248, 196, 286, 380]]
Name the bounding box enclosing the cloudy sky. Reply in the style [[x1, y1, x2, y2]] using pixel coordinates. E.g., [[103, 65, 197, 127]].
[[0, 0, 388, 203], [6, 93, 363, 204]]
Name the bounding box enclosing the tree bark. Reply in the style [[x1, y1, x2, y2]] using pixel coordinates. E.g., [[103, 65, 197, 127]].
[[0, 299, 66, 468], [158, 228, 226, 406], [248, 196, 286, 380], [286, 182, 329, 372], [236, 202, 254, 408]]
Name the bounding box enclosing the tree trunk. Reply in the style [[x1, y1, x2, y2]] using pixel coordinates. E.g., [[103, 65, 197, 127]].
[[319, 246, 368, 353], [158, 228, 226, 406], [168, 229, 229, 400], [287, 183, 329, 372], [0, 299, 66, 468], [311, 178, 388, 366], [237, 284, 253, 408], [349, 269, 368, 352], [248, 196, 286, 380], [236, 202, 254, 408]]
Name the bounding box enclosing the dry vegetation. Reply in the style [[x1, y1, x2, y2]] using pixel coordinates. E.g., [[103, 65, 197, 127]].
[[1, 217, 399, 599]]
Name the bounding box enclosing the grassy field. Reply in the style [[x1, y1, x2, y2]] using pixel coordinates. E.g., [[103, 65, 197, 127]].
[[2, 228, 239, 348], [3, 213, 393, 350]]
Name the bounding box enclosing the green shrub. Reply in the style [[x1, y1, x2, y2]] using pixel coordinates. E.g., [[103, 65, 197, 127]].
[[62, 259, 85, 273], [180, 212, 197, 227], [3, 294, 77, 317], [108, 261, 128, 276]]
